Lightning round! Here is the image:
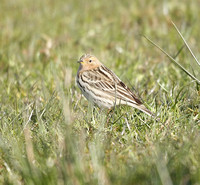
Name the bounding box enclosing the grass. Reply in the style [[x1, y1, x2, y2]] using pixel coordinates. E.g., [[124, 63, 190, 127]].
[[0, 0, 200, 184]]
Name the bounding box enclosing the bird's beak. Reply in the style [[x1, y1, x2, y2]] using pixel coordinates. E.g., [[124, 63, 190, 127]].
[[77, 60, 83, 64]]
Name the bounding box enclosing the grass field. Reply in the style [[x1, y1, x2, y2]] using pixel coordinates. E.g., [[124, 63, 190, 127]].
[[0, 0, 200, 184]]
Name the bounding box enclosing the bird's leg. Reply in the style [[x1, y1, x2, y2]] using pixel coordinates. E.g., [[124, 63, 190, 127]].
[[106, 108, 114, 124]]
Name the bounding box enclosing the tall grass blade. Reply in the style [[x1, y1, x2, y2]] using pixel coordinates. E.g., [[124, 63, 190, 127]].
[[143, 35, 200, 85], [173, 44, 185, 59], [171, 21, 200, 67]]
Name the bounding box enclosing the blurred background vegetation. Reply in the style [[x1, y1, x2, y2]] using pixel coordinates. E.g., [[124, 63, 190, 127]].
[[0, 0, 200, 184]]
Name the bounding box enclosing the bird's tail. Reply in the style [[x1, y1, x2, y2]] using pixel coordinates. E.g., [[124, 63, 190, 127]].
[[124, 101, 160, 121], [138, 104, 155, 117], [137, 104, 160, 121]]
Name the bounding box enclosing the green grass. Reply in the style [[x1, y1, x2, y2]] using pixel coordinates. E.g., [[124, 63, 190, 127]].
[[0, 0, 200, 184]]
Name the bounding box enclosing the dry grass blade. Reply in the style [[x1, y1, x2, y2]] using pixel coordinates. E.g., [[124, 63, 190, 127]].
[[143, 35, 200, 85], [171, 21, 200, 67]]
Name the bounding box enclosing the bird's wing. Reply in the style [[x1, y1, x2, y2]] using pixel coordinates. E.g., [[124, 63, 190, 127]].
[[81, 65, 143, 105]]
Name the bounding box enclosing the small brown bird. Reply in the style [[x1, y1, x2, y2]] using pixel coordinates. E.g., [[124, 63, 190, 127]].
[[76, 54, 154, 117]]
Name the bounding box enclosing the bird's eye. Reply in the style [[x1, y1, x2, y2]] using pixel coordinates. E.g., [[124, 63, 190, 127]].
[[89, 60, 92, 63]]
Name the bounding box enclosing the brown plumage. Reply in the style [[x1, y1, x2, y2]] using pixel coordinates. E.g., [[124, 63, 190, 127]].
[[76, 54, 154, 117]]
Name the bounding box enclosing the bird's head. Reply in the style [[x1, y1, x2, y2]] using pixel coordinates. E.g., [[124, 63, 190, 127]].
[[77, 54, 102, 71]]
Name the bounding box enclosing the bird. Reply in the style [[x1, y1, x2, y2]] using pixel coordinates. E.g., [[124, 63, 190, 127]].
[[76, 54, 154, 117]]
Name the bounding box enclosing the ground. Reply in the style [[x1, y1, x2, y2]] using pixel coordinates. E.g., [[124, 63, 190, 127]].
[[0, 0, 200, 184]]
